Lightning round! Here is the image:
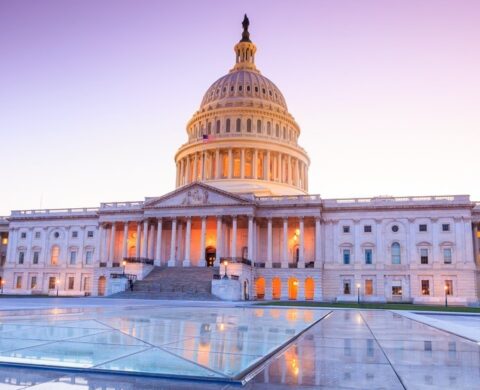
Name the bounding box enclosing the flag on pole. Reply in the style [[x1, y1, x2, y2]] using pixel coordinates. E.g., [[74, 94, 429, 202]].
[[202, 134, 214, 143]]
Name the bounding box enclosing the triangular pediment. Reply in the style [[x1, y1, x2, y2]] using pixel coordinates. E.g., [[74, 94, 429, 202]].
[[144, 182, 254, 209]]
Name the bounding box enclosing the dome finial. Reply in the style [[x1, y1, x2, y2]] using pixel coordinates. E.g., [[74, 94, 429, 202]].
[[240, 14, 251, 42]]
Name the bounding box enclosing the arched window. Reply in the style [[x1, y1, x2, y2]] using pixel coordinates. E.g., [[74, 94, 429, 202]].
[[267, 122, 271, 135], [207, 122, 212, 135], [216, 120, 220, 134], [272, 278, 281, 300], [283, 128, 287, 139], [51, 245, 60, 265], [255, 278, 265, 299], [257, 119, 262, 133], [246, 119, 252, 133], [392, 242, 401, 264], [275, 124, 280, 137], [226, 119, 231, 133], [236, 118, 241, 132], [288, 278, 298, 300], [305, 278, 315, 300]]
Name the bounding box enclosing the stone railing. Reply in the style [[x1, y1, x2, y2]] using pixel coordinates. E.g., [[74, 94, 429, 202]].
[[123, 257, 154, 265], [323, 195, 470, 208], [11, 207, 99, 218], [257, 194, 322, 204], [100, 201, 144, 210], [220, 257, 252, 266]]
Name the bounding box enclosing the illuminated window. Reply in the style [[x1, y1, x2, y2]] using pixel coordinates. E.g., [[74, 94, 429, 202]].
[[421, 280, 430, 295], [343, 281, 351, 294], [445, 280, 453, 295], [51, 246, 60, 265], [365, 280, 373, 295], [48, 277, 56, 290]]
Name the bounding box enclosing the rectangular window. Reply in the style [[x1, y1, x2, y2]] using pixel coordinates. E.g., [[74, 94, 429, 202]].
[[364, 225, 372, 233], [48, 277, 56, 290], [18, 251, 25, 264], [343, 281, 351, 295], [33, 251, 40, 264], [420, 248, 429, 264], [16, 276, 22, 289], [87, 231, 94, 238], [365, 280, 373, 295], [445, 280, 453, 295], [443, 248, 452, 264], [343, 226, 350, 233], [442, 224, 450, 232], [68, 277, 75, 290], [421, 280, 430, 295], [364, 249, 373, 264], [30, 276, 37, 289], [343, 249, 351, 265], [392, 286, 402, 296], [20, 232, 26, 239], [69, 251, 77, 265], [419, 224, 428, 232], [34, 231, 41, 239], [72, 231, 78, 238], [85, 250, 93, 265]]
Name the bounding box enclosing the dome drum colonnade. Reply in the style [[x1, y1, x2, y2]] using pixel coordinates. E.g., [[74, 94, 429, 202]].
[[175, 15, 310, 196]]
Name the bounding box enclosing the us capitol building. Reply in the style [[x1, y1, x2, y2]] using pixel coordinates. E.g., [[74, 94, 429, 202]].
[[1, 17, 479, 305]]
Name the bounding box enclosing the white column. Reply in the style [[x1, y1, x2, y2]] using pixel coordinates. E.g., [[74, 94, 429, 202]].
[[25, 228, 33, 266], [315, 217, 322, 268], [240, 149, 245, 178], [231, 216, 237, 258], [253, 150, 258, 179], [247, 216, 254, 261], [473, 224, 479, 265], [135, 223, 141, 258], [464, 219, 474, 264], [192, 153, 198, 181], [267, 217, 273, 267], [297, 159, 301, 187], [282, 218, 288, 268], [215, 150, 220, 179], [407, 219, 416, 265], [354, 220, 361, 264], [265, 150, 271, 181], [287, 157, 292, 185], [155, 219, 163, 266], [141, 220, 148, 258], [432, 218, 440, 264], [122, 222, 129, 259], [215, 216, 222, 266], [228, 149, 233, 178], [185, 157, 191, 184], [168, 218, 177, 266], [201, 152, 206, 180], [298, 217, 305, 268], [183, 217, 191, 266], [200, 217, 207, 266], [148, 223, 155, 259]]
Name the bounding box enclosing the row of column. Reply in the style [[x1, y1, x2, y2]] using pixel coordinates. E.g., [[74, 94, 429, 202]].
[[100, 216, 322, 268], [176, 148, 308, 191]]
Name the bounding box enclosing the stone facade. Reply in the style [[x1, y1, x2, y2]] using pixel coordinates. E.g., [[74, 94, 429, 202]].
[[1, 19, 479, 305]]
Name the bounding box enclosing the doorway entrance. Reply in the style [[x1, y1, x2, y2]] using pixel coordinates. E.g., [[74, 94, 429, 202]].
[[205, 246, 216, 267]]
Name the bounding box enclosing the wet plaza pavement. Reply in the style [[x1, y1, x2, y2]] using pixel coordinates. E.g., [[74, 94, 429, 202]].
[[0, 301, 478, 389]]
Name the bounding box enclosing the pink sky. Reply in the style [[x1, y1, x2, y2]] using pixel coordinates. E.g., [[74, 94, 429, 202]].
[[0, 0, 479, 214]]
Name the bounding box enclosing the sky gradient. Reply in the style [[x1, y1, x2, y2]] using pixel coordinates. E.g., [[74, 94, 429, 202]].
[[1, 0, 479, 215]]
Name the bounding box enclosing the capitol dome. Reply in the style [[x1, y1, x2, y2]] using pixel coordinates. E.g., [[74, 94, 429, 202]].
[[174, 15, 310, 196]]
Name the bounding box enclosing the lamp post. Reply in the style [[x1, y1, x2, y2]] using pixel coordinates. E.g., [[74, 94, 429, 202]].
[[122, 260, 127, 276], [444, 284, 448, 307], [223, 260, 228, 279], [356, 283, 361, 304], [55, 277, 60, 297]]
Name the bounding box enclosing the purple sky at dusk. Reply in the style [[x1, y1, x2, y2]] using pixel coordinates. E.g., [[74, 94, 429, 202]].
[[0, 0, 479, 215]]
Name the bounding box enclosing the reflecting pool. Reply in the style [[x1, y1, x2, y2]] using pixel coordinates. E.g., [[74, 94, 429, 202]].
[[0, 306, 328, 382]]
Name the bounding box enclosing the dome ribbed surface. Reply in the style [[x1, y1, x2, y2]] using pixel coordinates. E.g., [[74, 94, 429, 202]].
[[200, 70, 288, 110]]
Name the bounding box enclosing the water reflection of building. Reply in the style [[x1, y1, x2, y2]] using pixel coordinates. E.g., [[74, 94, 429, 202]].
[[0, 16, 479, 305]]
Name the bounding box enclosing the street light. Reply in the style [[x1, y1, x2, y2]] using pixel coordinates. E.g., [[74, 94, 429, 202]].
[[444, 284, 448, 307], [223, 260, 229, 279], [122, 260, 127, 275], [55, 277, 60, 297], [356, 283, 361, 304]]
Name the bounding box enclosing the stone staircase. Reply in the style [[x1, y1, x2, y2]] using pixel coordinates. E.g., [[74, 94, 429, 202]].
[[111, 266, 220, 300]]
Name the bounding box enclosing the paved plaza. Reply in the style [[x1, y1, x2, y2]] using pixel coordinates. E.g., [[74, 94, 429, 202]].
[[0, 299, 478, 389]]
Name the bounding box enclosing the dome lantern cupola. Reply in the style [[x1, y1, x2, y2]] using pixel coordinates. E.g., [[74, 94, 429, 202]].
[[231, 14, 258, 73], [174, 16, 310, 196]]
